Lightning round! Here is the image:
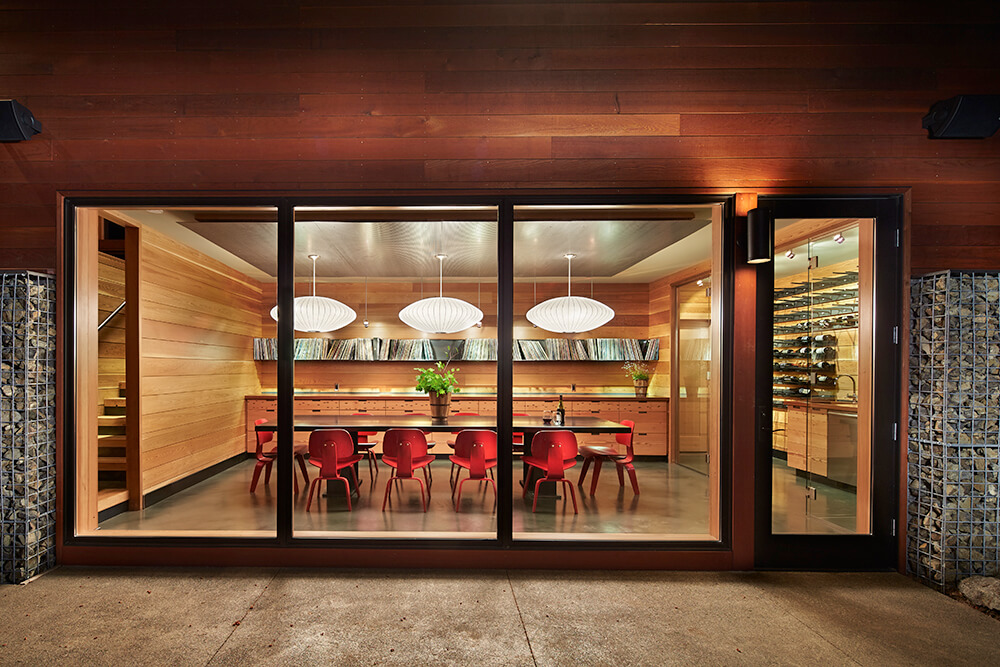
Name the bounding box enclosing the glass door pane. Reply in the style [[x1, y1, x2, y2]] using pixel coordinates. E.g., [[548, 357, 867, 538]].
[[772, 221, 871, 535], [675, 277, 712, 475]]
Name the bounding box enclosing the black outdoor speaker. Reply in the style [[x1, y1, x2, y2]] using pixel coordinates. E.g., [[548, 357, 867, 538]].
[[922, 95, 1000, 139], [0, 99, 42, 141]]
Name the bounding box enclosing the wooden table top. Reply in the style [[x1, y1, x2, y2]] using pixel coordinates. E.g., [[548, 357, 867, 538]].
[[255, 414, 629, 434]]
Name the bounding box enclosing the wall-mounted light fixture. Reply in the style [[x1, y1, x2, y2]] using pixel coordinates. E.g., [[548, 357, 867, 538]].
[[746, 207, 773, 264], [833, 232, 845, 245], [785, 250, 796, 260]]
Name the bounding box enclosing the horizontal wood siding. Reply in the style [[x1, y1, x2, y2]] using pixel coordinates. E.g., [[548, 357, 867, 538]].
[[140, 226, 262, 492], [2, 1, 998, 275]]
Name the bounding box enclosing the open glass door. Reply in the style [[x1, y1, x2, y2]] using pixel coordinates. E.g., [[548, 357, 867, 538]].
[[755, 197, 902, 568]]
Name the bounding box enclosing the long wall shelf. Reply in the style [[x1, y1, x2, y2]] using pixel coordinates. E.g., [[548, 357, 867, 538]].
[[253, 337, 660, 362]]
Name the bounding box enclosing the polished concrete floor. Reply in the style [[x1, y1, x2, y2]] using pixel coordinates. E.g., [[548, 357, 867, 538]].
[[99, 457, 713, 539], [2, 567, 997, 665]]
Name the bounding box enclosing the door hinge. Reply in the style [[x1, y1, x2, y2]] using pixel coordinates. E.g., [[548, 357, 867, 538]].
[[893, 325, 899, 344], [806, 486, 818, 500], [808, 256, 819, 269]]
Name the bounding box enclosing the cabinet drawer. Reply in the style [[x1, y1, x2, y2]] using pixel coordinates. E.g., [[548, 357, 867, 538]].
[[294, 399, 337, 415], [633, 434, 667, 456], [623, 399, 667, 413], [246, 399, 277, 453], [384, 398, 425, 414], [341, 399, 385, 414]]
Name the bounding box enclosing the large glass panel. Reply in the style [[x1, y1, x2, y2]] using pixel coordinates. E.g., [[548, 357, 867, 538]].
[[289, 206, 499, 539], [76, 205, 279, 536], [675, 276, 712, 475], [511, 203, 722, 541], [771, 220, 872, 534]]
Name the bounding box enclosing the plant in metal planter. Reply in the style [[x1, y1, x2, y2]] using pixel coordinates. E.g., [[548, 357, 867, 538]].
[[414, 360, 461, 418], [623, 361, 651, 398]]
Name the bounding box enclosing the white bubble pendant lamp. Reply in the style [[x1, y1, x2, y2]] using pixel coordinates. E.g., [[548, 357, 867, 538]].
[[526, 253, 614, 334], [399, 254, 483, 334], [270, 254, 356, 333]]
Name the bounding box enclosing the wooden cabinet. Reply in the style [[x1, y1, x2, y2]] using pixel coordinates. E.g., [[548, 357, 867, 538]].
[[619, 399, 668, 456], [245, 399, 277, 453], [783, 403, 857, 485]]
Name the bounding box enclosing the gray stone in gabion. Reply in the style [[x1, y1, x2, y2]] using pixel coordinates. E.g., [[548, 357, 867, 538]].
[[908, 271, 1000, 590], [0, 272, 56, 584]]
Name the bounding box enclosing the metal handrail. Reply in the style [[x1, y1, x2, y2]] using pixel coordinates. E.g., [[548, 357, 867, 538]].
[[99, 300, 125, 330]]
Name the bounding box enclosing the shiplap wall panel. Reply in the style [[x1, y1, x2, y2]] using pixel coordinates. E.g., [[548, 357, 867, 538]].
[[0, 1, 998, 274], [139, 226, 262, 492]]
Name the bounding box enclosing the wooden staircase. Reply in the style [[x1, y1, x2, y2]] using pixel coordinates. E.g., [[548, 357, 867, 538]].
[[97, 382, 129, 512]]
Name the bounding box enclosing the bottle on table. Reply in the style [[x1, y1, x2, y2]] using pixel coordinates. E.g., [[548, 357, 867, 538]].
[[555, 394, 565, 426]]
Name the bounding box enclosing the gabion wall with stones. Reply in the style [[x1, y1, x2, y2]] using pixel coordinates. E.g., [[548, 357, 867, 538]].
[[0, 271, 57, 584], [909, 270, 1000, 590]]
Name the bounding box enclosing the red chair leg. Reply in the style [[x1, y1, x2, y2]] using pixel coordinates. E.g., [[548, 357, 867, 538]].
[[296, 454, 310, 489], [382, 475, 395, 511], [562, 479, 579, 514], [532, 476, 546, 512], [590, 458, 604, 496], [263, 460, 273, 486], [306, 478, 320, 512], [625, 463, 640, 494], [337, 477, 353, 511], [348, 466, 361, 495], [250, 460, 265, 492], [616, 462, 625, 488], [486, 478, 497, 511], [454, 476, 467, 511], [578, 456, 592, 488]]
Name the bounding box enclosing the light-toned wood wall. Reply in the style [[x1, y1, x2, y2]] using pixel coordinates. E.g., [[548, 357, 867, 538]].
[[97, 252, 126, 404], [257, 279, 663, 395], [139, 226, 263, 492]]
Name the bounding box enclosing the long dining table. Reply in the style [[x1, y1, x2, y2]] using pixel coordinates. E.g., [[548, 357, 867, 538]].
[[255, 414, 630, 497]]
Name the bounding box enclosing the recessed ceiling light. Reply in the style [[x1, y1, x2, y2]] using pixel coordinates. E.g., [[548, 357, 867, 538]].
[[146, 209, 164, 214]]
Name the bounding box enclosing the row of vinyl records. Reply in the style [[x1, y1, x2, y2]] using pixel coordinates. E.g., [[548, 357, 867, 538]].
[[253, 337, 660, 362]]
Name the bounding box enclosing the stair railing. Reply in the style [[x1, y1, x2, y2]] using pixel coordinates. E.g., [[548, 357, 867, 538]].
[[99, 300, 125, 330]]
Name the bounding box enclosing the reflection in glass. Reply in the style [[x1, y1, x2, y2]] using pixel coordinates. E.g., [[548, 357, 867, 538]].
[[511, 203, 721, 541], [771, 220, 872, 535]]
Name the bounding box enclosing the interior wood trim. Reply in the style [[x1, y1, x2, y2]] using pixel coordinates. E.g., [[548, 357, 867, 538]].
[[856, 219, 875, 534], [125, 225, 143, 510], [75, 208, 100, 533]]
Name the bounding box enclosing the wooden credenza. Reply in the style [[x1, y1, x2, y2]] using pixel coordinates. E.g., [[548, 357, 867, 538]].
[[245, 394, 668, 457]]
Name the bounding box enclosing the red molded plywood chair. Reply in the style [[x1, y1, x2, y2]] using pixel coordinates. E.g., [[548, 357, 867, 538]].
[[511, 413, 529, 454], [249, 418, 310, 494], [449, 430, 498, 511], [380, 428, 434, 512], [305, 429, 364, 511], [352, 413, 380, 481], [577, 420, 639, 496], [522, 430, 579, 513], [446, 413, 481, 485]]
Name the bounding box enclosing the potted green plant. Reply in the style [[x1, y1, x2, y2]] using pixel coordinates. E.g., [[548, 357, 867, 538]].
[[623, 361, 651, 398], [414, 360, 461, 419]]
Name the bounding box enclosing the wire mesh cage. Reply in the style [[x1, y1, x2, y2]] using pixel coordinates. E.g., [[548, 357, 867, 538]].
[[908, 270, 1000, 590], [1, 271, 57, 584]]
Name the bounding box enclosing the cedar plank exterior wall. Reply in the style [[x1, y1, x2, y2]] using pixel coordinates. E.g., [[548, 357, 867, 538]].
[[1, 1, 998, 274]]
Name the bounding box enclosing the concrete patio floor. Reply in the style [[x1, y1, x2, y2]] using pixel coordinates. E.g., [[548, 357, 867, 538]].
[[2, 568, 998, 666]]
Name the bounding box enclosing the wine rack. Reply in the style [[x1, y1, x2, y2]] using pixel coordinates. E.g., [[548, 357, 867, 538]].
[[772, 270, 859, 404]]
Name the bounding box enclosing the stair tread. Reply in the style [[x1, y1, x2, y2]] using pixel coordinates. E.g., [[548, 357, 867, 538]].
[[98, 457, 127, 471], [97, 488, 129, 512], [98, 434, 126, 441], [97, 415, 126, 425], [104, 398, 127, 407]]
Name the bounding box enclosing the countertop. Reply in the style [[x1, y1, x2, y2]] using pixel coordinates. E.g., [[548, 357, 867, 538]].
[[246, 391, 667, 400]]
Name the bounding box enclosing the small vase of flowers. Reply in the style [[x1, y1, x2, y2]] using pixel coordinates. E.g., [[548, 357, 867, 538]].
[[623, 361, 651, 398], [414, 360, 461, 419]]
